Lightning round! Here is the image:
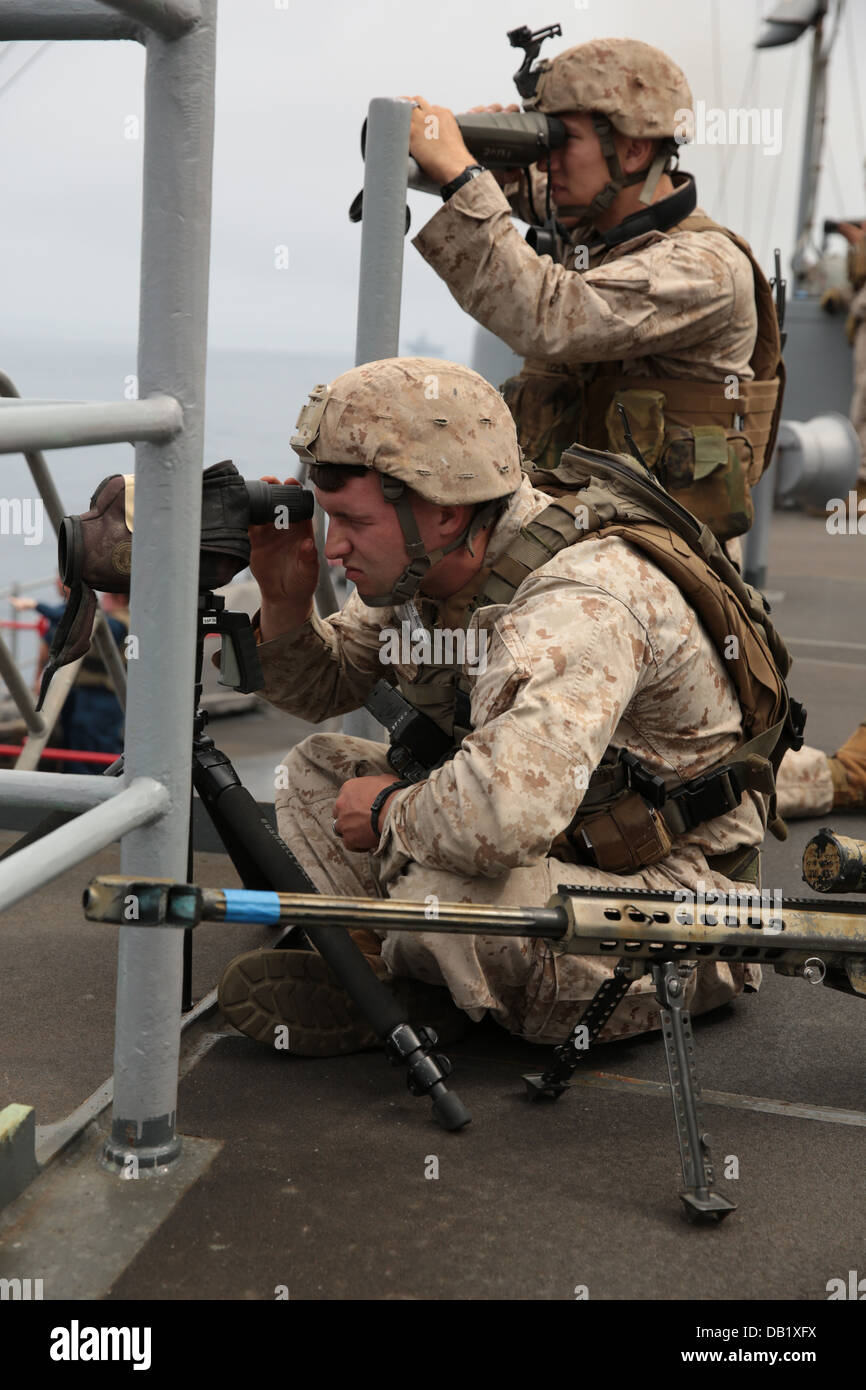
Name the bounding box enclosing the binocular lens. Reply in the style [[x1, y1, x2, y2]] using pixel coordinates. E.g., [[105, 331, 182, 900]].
[[245, 482, 315, 526], [58, 516, 79, 587]]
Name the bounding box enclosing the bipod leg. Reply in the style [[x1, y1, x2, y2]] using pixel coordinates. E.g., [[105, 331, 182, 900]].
[[192, 733, 471, 1131], [524, 958, 643, 1100], [653, 962, 735, 1224]]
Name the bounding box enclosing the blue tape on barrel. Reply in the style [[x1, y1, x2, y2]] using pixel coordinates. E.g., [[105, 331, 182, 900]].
[[222, 889, 283, 924]]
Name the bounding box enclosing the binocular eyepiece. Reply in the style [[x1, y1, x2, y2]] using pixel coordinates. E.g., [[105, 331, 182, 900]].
[[244, 478, 315, 527]]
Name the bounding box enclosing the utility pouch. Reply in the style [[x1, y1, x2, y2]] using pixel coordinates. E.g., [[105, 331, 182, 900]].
[[501, 367, 583, 472], [604, 389, 755, 541], [570, 791, 673, 874], [604, 388, 667, 467], [660, 426, 755, 540]]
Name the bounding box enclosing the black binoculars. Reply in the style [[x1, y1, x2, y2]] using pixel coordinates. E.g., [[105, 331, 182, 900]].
[[59, 460, 314, 597]]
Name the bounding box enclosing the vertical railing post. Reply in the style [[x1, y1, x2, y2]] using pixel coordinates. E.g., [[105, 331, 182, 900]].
[[104, 0, 217, 1171], [343, 96, 413, 739], [354, 97, 412, 365], [742, 454, 777, 591]]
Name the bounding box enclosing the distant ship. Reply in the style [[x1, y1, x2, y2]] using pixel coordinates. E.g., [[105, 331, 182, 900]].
[[404, 332, 445, 358]]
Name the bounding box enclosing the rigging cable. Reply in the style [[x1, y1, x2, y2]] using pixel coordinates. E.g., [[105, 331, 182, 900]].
[[714, 48, 759, 224], [843, 0, 865, 190], [741, 0, 763, 247], [760, 39, 803, 271], [710, 0, 723, 122], [825, 142, 846, 221], [0, 43, 50, 104]]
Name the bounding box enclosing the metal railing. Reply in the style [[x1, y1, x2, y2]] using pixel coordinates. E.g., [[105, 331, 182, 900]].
[[340, 96, 412, 741], [0, 4, 417, 1176], [0, 0, 215, 1171]]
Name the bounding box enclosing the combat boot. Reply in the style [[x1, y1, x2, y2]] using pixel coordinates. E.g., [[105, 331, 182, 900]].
[[829, 722, 866, 810], [218, 947, 470, 1056]]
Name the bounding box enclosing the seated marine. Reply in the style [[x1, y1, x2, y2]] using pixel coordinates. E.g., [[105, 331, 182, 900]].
[[218, 356, 797, 1055]]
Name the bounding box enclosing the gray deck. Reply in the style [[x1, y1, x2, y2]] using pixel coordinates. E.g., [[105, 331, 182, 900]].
[[1, 509, 865, 1301]]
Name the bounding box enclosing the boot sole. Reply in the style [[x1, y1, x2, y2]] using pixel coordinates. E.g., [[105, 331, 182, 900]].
[[218, 948, 469, 1057]]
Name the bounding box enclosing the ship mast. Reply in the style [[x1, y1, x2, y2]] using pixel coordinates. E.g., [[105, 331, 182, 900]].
[[757, 0, 839, 288]]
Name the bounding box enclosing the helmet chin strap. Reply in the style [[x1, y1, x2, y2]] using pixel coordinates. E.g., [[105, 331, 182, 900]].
[[554, 114, 670, 224], [358, 475, 502, 607]]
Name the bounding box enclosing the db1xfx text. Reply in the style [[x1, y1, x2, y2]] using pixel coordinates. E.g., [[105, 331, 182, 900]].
[[696, 1326, 817, 1340]]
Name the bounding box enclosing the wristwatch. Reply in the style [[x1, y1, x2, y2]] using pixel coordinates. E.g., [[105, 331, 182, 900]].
[[370, 779, 412, 837], [440, 164, 485, 201]]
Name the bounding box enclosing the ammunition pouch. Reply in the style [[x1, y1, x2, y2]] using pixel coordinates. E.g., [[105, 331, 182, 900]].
[[561, 743, 777, 876], [500, 361, 584, 474], [585, 376, 782, 541], [661, 426, 754, 541], [500, 368, 782, 543], [567, 793, 673, 874]]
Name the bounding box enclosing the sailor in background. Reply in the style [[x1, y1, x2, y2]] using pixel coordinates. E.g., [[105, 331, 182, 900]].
[[404, 36, 866, 820]]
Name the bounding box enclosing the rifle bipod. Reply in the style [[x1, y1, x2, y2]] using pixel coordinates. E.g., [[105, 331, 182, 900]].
[[524, 957, 735, 1223]]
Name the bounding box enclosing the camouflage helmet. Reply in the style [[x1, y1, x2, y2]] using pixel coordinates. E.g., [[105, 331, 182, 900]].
[[524, 38, 692, 222], [291, 356, 522, 504], [524, 37, 692, 143], [291, 357, 522, 605]]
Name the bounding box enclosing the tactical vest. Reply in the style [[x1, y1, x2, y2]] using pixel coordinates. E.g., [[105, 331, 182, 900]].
[[394, 447, 804, 882], [500, 213, 785, 542]]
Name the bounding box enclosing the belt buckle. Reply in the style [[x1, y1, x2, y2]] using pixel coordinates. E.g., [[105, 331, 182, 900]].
[[620, 750, 667, 809]]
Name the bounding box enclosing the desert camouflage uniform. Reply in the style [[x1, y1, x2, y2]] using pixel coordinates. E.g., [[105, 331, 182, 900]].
[[258, 474, 763, 1044], [412, 173, 832, 819], [413, 170, 759, 389], [775, 745, 834, 819]]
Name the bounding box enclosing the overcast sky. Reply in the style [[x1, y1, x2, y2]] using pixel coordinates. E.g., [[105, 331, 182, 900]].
[[2, 0, 865, 363]]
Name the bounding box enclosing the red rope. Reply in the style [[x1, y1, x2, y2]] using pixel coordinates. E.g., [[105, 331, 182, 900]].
[[0, 744, 118, 765], [0, 620, 42, 630]]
